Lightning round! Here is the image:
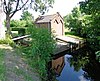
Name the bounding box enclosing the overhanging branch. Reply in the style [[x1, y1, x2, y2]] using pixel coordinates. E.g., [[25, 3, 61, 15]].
[[10, 0, 29, 18]]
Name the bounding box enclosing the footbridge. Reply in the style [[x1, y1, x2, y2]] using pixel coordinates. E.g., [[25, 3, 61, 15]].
[[54, 35, 86, 57]]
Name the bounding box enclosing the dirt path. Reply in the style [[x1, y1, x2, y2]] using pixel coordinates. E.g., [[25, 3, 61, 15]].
[[0, 44, 41, 81]]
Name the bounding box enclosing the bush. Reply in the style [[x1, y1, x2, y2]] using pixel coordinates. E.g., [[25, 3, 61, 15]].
[[11, 27, 27, 35], [0, 35, 14, 46], [25, 25, 56, 80], [10, 20, 26, 27]]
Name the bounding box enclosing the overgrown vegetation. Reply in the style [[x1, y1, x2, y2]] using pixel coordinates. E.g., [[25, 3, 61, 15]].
[[21, 25, 56, 81], [0, 49, 5, 81], [64, 0, 100, 62], [11, 27, 27, 36], [64, 7, 83, 36], [79, 0, 100, 61], [0, 35, 14, 46]]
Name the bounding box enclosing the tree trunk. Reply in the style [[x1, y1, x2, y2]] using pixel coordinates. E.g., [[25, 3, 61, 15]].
[[6, 14, 11, 35]]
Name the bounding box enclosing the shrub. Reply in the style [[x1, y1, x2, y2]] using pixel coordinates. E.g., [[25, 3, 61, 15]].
[[10, 20, 26, 27], [0, 34, 14, 46], [11, 27, 27, 35], [25, 25, 56, 80]]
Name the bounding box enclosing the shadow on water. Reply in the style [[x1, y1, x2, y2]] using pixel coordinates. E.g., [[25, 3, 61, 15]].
[[51, 46, 100, 81]]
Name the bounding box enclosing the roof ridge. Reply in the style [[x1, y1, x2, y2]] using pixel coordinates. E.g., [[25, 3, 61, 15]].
[[35, 12, 63, 23], [40, 13, 56, 17]]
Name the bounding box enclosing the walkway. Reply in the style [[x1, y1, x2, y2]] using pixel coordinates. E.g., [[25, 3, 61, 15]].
[[0, 44, 41, 81], [54, 35, 86, 56]]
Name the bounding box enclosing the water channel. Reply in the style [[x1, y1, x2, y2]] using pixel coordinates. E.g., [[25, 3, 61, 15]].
[[51, 46, 100, 81]]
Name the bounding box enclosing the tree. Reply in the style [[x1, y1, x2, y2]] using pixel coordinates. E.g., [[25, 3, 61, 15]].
[[79, 0, 100, 51], [20, 11, 34, 27], [20, 11, 33, 21], [10, 11, 34, 27], [2, 0, 54, 34], [79, 0, 100, 15], [64, 7, 83, 36]]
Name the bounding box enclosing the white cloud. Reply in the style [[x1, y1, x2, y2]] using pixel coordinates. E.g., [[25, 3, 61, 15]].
[[79, 76, 87, 81]]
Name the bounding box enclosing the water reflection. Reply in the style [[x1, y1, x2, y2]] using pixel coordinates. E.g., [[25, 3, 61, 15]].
[[52, 56, 65, 76], [52, 47, 100, 81]]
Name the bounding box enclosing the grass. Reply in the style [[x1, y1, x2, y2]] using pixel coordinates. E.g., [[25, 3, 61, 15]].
[[64, 29, 85, 40], [0, 44, 40, 81], [14, 47, 36, 81], [0, 49, 5, 81], [14, 67, 34, 81]]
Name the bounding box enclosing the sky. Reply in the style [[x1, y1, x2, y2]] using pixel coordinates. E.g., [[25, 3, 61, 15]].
[[12, 0, 85, 20]]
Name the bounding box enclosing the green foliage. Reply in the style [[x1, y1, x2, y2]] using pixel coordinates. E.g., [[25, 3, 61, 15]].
[[64, 2, 100, 52], [0, 49, 5, 81], [69, 48, 89, 72], [64, 7, 84, 36], [79, 0, 100, 51], [28, 26, 56, 61], [33, 0, 54, 14], [10, 19, 34, 28], [65, 32, 75, 35], [20, 11, 33, 21], [20, 11, 34, 27], [11, 27, 27, 35], [95, 51, 100, 62], [10, 20, 26, 27], [70, 55, 89, 71], [79, 0, 100, 15], [0, 35, 14, 46], [25, 25, 56, 80], [64, 7, 95, 38]]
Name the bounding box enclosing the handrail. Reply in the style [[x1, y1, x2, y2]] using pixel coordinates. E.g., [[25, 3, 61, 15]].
[[12, 35, 30, 41]]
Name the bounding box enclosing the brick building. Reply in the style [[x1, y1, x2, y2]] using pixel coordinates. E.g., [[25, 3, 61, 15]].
[[35, 12, 64, 36]]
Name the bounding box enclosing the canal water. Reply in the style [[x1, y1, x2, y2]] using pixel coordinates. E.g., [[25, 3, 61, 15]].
[[52, 47, 100, 81]]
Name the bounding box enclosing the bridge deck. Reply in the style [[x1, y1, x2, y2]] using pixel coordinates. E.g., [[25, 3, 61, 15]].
[[54, 36, 86, 56], [12, 35, 30, 41], [56, 36, 85, 44]]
